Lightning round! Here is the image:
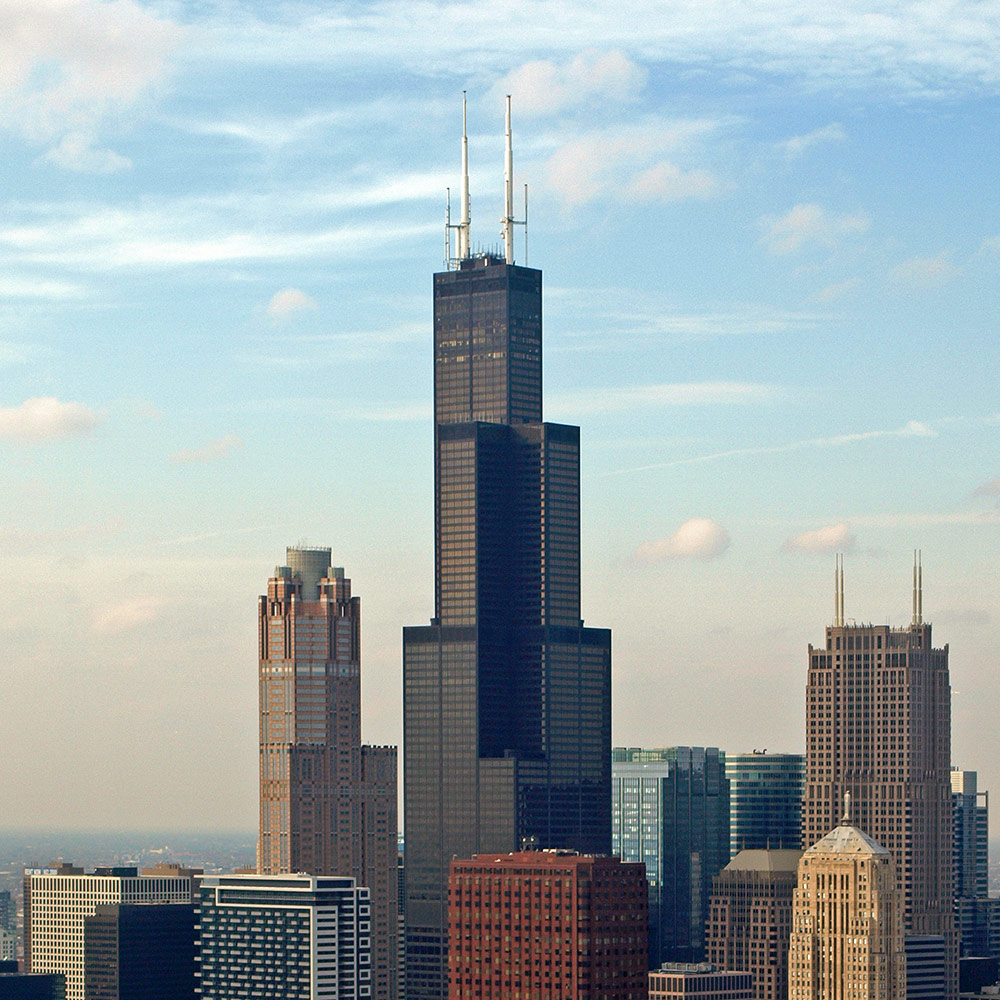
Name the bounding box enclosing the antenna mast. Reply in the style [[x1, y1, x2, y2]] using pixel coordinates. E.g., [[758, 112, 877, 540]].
[[445, 92, 472, 269], [912, 549, 923, 625], [834, 553, 845, 627], [501, 95, 527, 264]]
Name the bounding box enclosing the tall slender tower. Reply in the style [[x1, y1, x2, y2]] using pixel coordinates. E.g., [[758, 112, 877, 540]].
[[802, 556, 954, 998], [258, 547, 398, 1000], [403, 99, 612, 1000]]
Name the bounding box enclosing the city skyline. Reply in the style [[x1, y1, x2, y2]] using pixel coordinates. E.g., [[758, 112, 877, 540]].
[[2, 0, 999, 833]]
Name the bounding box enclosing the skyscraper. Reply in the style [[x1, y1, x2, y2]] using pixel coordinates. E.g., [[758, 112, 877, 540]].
[[706, 849, 801, 1000], [24, 864, 195, 1000], [726, 752, 804, 857], [195, 874, 371, 999], [447, 852, 647, 1000], [788, 805, 906, 1000], [258, 548, 397, 1000], [951, 769, 996, 962], [802, 556, 955, 997], [403, 98, 612, 1000], [612, 746, 730, 965]]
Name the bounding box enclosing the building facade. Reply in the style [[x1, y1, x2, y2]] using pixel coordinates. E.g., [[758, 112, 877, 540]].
[[788, 817, 906, 1000], [195, 874, 371, 999], [0, 974, 66, 1000], [705, 849, 801, 1000], [403, 106, 612, 1000], [803, 561, 955, 997], [447, 852, 647, 1000], [258, 548, 397, 1000], [726, 753, 804, 857], [24, 864, 195, 1000], [648, 963, 754, 1000], [612, 747, 729, 965], [83, 902, 194, 1000]]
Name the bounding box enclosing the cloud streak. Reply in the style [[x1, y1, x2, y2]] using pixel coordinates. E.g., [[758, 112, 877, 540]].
[[784, 522, 857, 554], [549, 381, 776, 417], [760, 203, 869, 255], [169, 435, 243, 465]]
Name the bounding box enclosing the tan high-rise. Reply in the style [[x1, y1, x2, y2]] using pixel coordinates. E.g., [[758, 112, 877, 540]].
[[803, 557, 954, 997], [258, 547, 398, 1000], [788, 815, 905, 1000]]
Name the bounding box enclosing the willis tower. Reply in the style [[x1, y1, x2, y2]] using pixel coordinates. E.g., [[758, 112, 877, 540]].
[[403, 97, 612, 999]]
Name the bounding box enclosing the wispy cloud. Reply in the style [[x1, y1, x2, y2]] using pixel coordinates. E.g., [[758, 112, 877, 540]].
[[607, 419, 937, 476], [973, 477, 1000, 497], [266, 288, 317, 319], [779, 123, 847, 156], [493, 51, 647, 115], [0, 397, 99, 441], [93, 595, 167, 635], [815, 277, 861, 302], [636, 517, 731, 562], [784, 522, 857, 554], [760, 203, 869, 255], [0, 0, 183, 161], [169, 435, 243, 465], [543, 119, 722, 208], [889, 253, 959, 287], [549, 381, 776, 417]]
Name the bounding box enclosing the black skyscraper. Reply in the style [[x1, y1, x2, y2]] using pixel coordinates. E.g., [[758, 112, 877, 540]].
[[402, 99, 612, 1000]]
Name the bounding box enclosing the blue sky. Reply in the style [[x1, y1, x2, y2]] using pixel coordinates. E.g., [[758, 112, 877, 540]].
[[2, 0, 999, 831]]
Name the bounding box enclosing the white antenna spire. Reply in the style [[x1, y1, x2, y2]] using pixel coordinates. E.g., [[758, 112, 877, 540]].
[[918, 549, 923, 624], [834, 553, 845, 627], [458, 91, 470, 260], [503, 95, 514, 263], [912, 550, 918, 625]]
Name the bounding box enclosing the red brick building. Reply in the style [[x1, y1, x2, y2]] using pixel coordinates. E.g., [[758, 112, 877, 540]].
[[447, 851, 647, 1000]]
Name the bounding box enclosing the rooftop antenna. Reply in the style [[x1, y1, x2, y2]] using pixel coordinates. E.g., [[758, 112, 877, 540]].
[[834, 553, 845, 627], [912, 549, 923, 625], [501, 95, 527, 264], [445, 92, 472, 269]]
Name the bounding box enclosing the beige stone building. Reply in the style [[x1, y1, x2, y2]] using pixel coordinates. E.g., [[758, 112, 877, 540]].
[[788, 810, 905, 1000]]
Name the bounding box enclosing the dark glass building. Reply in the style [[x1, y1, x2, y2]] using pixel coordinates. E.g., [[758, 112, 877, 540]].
[[83, 903, 194, 1000], [403, 212, 612, 996], [612, 747, 730, 966]]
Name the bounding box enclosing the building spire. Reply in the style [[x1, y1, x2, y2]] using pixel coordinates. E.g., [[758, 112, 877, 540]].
[[912, 549, 923, 625], [458, 91, 471, 260], [842, 789, 852, 824], [502, 95, 514, 263], [834, 553, 845, 627]]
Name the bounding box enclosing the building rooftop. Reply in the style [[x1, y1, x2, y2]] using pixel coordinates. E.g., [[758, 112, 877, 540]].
[[806, 823, 889, 857], [725, 848, 803, 872]]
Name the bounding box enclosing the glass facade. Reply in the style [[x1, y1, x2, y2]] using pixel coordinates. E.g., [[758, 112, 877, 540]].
[[404, 256, 611, 1000], [612, 748, 730, 966], [725, 752, 804, 857]]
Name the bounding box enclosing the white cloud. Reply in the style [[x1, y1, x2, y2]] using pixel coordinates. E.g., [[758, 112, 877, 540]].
[[267, 288, 317, 319], [493, 51, 647, 115], [784, 522, 857, 554], [169, 435, 243, 465], [635, 518, 731, 562], [550, 381, 776, 417], [973, 477, 1000, 497], [889, 253, 959, 286], [0, 0, 183, 158], [544, 120, 721, 208], [779, 123, 846, 156], [0, 397, 99, 441], [42, 132, 131, 173], [760, 203, 870, 255], [93, 595, 167, 635], [815, 277, 861, 301]]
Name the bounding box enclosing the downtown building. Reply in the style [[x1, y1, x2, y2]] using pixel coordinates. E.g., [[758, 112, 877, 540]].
[[446, 852, 647, 1000], [788, 810, 906, 1000], [612, 746, 730, 965], [403, 99, 612, 999], [195, 874, 371, 999], [803, 557, 955, 998], [23, 863, 196, 1000], [258, 547, 397, 1000], [726, 752, 804, 857], [705, 848, 801, 1000]]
